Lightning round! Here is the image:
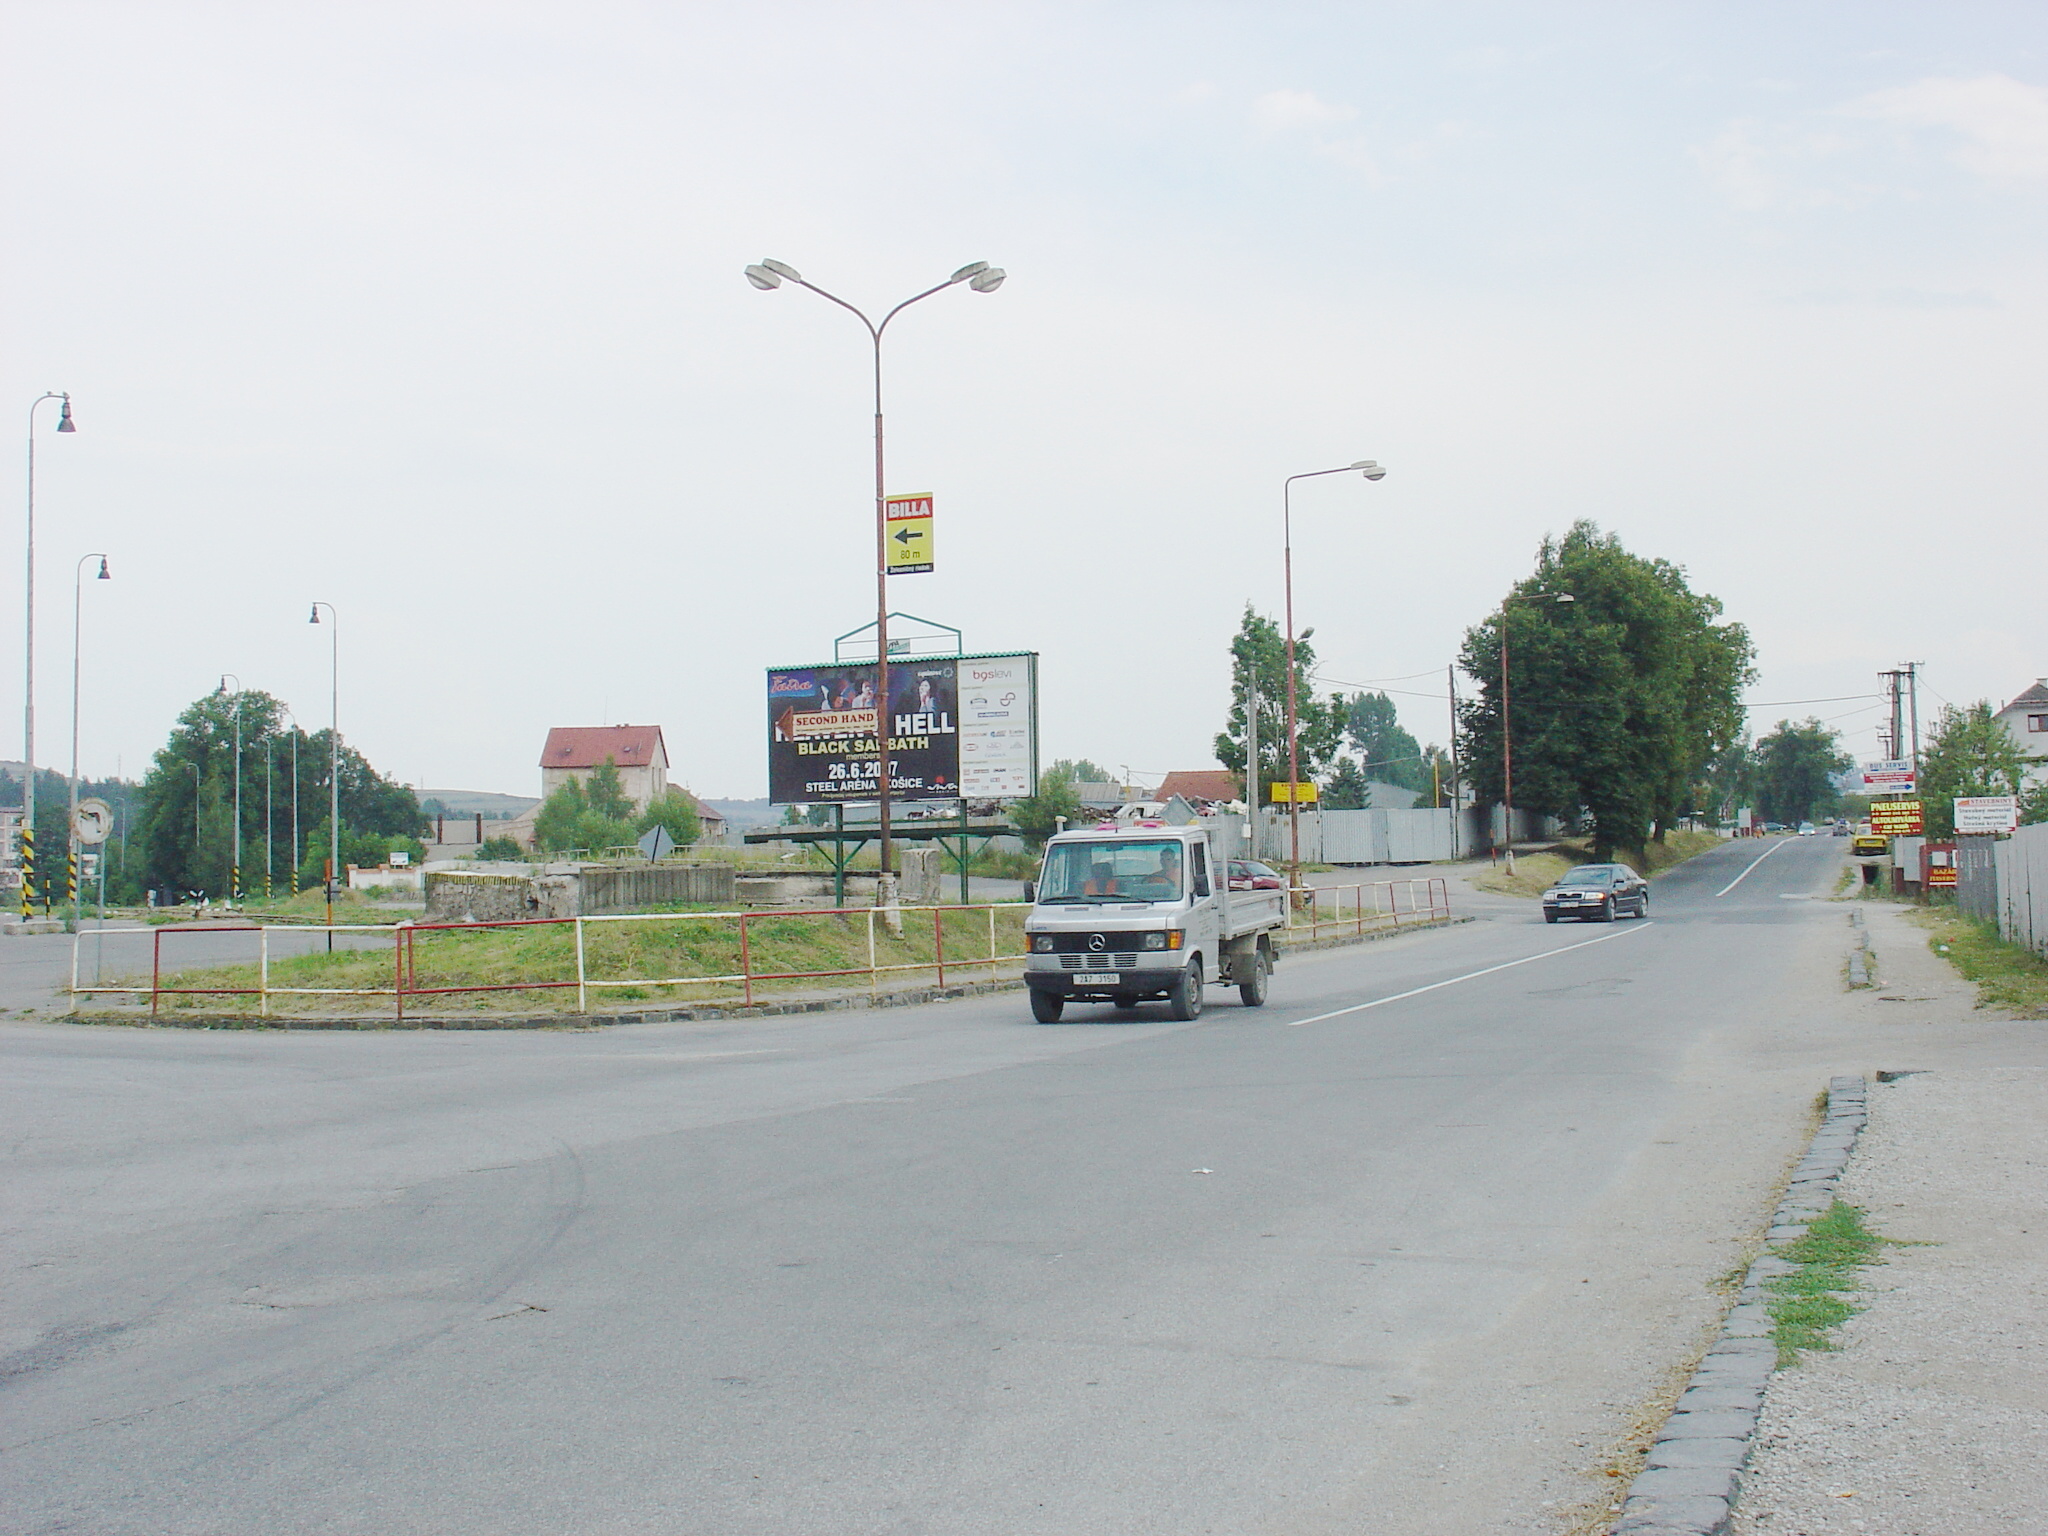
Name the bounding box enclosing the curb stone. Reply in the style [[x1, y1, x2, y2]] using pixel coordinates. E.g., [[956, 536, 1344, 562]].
[[1606, 1074, 1867, 1536], [60, 915, 1474, 1031]]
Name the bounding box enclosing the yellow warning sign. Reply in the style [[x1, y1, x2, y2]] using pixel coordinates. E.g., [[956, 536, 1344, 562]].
[[885, 493, 934, 574]]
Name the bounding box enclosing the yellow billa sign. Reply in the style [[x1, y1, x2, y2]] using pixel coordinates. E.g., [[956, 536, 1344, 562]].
[[885, 493, 934, 574], [1268, 781, 1318, 803]]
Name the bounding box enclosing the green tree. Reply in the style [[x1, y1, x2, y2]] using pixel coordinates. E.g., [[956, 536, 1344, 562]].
[[1008, 764, 1082, 849], [476, 834, 528, 860], [1047, 758, 1117, 787], [1752, 720, 1851, 825], [1918, 702, 2031, 839], [636, 789, 703, 848], [295, 820, 428, 891], [1214, 606, 1342, 796], [581, 757, 636, 822], [533, 776, 637, 854], [2019, 780, 2048, 828], [1322, 757, 1369, 810], [1340, 693, 1425, 791], [1410, 745, 1455, 808], [1458, 522, 1754, 858]]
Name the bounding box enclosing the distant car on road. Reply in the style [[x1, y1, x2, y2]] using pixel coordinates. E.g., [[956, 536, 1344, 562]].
[[1798, 822, 1817, 836], [1851, 835, 1888, 857], [1541, 864, 1650, 923], [1832, 822, 1851, 836]]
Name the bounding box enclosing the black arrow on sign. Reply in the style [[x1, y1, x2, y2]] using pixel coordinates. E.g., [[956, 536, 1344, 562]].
[[893, 527, 923, 544]]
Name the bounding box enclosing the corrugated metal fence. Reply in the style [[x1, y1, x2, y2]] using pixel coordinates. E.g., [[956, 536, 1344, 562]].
[[1957, 823, 2047, 957]]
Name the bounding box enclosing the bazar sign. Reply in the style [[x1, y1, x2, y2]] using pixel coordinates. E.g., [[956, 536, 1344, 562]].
[[1861, 760, 1916, 793], [1954, 796, 2020, 835], [1869, 799, 1924, 835]]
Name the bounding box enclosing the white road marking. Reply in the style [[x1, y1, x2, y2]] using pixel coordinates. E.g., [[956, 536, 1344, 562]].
[[1715, 841, 1787, 897], [1284, 923, 1655, 1026]]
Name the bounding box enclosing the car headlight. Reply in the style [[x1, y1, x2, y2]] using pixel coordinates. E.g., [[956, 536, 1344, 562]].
[[1030, 934, 1055, 953], [1143, 933, 1166, 950]]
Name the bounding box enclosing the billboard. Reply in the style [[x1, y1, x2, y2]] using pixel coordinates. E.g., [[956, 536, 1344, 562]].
[[1861, 760, 1916, 793], [767, 651, 1036, 805], [1954, 795, 2020, 835], [1869, 799, 1924, 836]]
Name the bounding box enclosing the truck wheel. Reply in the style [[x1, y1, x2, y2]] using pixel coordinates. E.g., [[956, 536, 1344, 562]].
[[1167, 959, 1204, 1021], [1029, 991, 1064, 1023], [1237, 947, 1269, 1008]]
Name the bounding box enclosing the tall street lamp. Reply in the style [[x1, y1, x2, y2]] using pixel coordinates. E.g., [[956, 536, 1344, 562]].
[[22, 391, 75, 917], [1497, 590, 1575, 875], [216, 674, 242, 905], [68, 554, 110, 908], [1282, 461, 1386, 888], [745, 256, 1005, 893], [309, 603, 339, 935]]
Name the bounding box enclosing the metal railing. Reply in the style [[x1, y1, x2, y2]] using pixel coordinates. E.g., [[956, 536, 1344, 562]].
[[71, 902, 1032, 1021], [1285, 877, 1452, 940]]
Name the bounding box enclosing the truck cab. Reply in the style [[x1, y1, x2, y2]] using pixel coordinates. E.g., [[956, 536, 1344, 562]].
[[1022, 822, 1284, 1023]]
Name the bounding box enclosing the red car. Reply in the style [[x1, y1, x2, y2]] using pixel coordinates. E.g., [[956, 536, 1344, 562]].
[[1227, 859, 1284, 892]]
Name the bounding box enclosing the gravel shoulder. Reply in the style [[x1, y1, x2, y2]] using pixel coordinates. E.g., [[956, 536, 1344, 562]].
[[1731, 914, 2048, 1533]]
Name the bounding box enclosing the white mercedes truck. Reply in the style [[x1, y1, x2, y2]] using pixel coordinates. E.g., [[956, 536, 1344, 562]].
[[1022, 822, 1285, 1023]]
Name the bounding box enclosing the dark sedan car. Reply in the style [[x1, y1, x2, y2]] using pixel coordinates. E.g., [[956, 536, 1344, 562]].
[[1541, 863, 1649, 922]]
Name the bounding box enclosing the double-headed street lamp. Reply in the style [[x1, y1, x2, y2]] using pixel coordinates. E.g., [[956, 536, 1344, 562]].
[[22, 392, 76, 917], [68, 554, 110, 908], [1281, 461, 1386, 887], [745, 257, 1005, 892], [1497, 590, 1574, 875], [308, 603, 339, 935]]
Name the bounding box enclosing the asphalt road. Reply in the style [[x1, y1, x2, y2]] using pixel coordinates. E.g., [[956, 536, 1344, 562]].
[[4, 837, 1859, 1534]]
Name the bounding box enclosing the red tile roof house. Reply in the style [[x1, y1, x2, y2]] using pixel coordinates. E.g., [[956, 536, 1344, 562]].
[[537, 726, 727, 843], [1153, 770, 1241, 805]]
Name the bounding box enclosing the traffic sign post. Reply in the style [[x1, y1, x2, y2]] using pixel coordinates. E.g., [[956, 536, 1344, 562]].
[[885, 493, 933, 575]]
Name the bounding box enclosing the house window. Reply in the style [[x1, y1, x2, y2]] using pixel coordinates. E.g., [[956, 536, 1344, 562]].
[[2031, 714, 2048, 733]]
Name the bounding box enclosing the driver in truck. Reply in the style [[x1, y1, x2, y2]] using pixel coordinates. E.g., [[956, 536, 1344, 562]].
[[1133, 844, 1181, 900], [1083, 862, 1119, 897]]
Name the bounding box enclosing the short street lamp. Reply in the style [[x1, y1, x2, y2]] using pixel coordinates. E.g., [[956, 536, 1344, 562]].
[[22, 391, 76, 916], [745, 257, 1005, 893], [1498, 590, 1574, 875], [68, 554, 110, 908], [1282, 460, 1386, 890]]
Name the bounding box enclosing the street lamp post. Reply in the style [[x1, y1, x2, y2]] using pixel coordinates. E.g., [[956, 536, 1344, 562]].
[[1282, 461, 1386, 890], [308, 604, 339, 937], [745, 257, 1005, 895], [1497, 590, 1574, 875], [68, 554, 110, 909], [217, 674, 242, 905], [22, 391, 76, 917]]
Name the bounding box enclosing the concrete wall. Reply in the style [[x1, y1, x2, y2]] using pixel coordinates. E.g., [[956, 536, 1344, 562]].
[[579, 863, 735, 914], [423, 862, 735, 921]]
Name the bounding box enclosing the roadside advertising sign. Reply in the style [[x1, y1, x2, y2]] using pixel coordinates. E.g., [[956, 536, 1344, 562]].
[[1868, 799, 1924, 836], [1954, 796, 2020, 835], [1268, 782, 1319, 803], [1861, 760, 1916, 793], [884, 494, 934, 575], [766, 651, 1036, 805], [1923, 844, 1958, 888]]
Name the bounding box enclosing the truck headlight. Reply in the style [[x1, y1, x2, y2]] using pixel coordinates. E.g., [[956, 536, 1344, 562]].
[[1030, 935, 1055, 953], [1144, 932, 1184, 950]]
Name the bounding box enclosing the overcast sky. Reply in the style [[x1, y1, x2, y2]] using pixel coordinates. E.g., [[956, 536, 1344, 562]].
[[4, 2, 2044, 800]]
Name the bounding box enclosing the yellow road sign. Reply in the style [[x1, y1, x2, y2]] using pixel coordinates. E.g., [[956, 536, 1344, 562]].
[[1268, 781, 1318, 803], [885, 493, 934, 574]]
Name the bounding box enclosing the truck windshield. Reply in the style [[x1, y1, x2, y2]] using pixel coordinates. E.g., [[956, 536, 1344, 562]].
[[1038, 840, 1184, 903]]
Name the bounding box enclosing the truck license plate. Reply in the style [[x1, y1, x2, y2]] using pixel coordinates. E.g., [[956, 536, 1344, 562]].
[[1072, 973, 1120, 985]]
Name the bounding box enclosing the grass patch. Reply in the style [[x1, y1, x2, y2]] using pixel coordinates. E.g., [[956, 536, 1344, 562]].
[[1766, 1200, 1909, 1366], [1470, 828, 1726, 899], [113, 905, 1032, 1017], [1913, 909, 2048, 1018]]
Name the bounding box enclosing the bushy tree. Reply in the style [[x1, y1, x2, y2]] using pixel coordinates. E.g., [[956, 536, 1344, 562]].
[[1322, 757, 1369, 810], [1752, 720, 1851, 825], [1214, 606, 1342, 796], [636, 789, 703, 848], [1340, 693, 1425, 791], [1047, 758, 1117, 787], [294, 819, 427, 891], [1459, 522, 1754, 858], [534, 776, 637, 854], [1918, 702, 2030, 839], [1008, 764, 1082, 849], [476, 834, 528, 861]]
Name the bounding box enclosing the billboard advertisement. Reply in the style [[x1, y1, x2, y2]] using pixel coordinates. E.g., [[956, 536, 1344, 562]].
[[767, 651, 1036, 805], [1954, 796, 2020, 835], [1869, 799, 1924, 836]]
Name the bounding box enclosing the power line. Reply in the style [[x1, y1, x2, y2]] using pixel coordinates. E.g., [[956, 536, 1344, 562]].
[[1743, 693, 1882, 708]]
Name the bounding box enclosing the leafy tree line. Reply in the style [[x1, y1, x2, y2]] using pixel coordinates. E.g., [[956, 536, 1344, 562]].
[[133, 688, 426, 898]]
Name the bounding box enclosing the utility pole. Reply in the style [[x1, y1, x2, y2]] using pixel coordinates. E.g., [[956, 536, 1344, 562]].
[[1246, 667, 1260, 863], [1447, 664, 1461, 859]]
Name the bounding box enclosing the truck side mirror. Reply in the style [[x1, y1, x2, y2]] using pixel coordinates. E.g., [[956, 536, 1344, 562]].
[[1022, 880, 1036, 902], [1193, 871, 1211, 897]]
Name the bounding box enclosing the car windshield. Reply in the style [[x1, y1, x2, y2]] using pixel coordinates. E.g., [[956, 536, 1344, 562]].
[[1556, 866, 1619, 887], [1039, 840, 1185, 903], [1233, 860, 1279, 880]]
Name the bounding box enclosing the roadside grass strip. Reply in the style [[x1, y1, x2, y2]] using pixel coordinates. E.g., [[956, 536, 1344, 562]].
[[1471, 829, 1725, 898], [1764, 1201, 1897, 1367], [1914, 909, 2048, 1019]]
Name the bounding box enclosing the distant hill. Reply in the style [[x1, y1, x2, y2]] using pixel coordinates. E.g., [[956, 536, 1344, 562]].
[[702, 798, 778, 830], [421, 789, 541, 820]]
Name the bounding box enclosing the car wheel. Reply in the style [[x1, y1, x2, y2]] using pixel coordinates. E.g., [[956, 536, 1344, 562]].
[[1167, 959, 1204, 1021], [1600, 902, 1617, 922], [1636, 894, 1650, 918], [1029, 990, 1064, 1023], [1544, 911, 1559, 923], [1237, 946, 1269, 1008]]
